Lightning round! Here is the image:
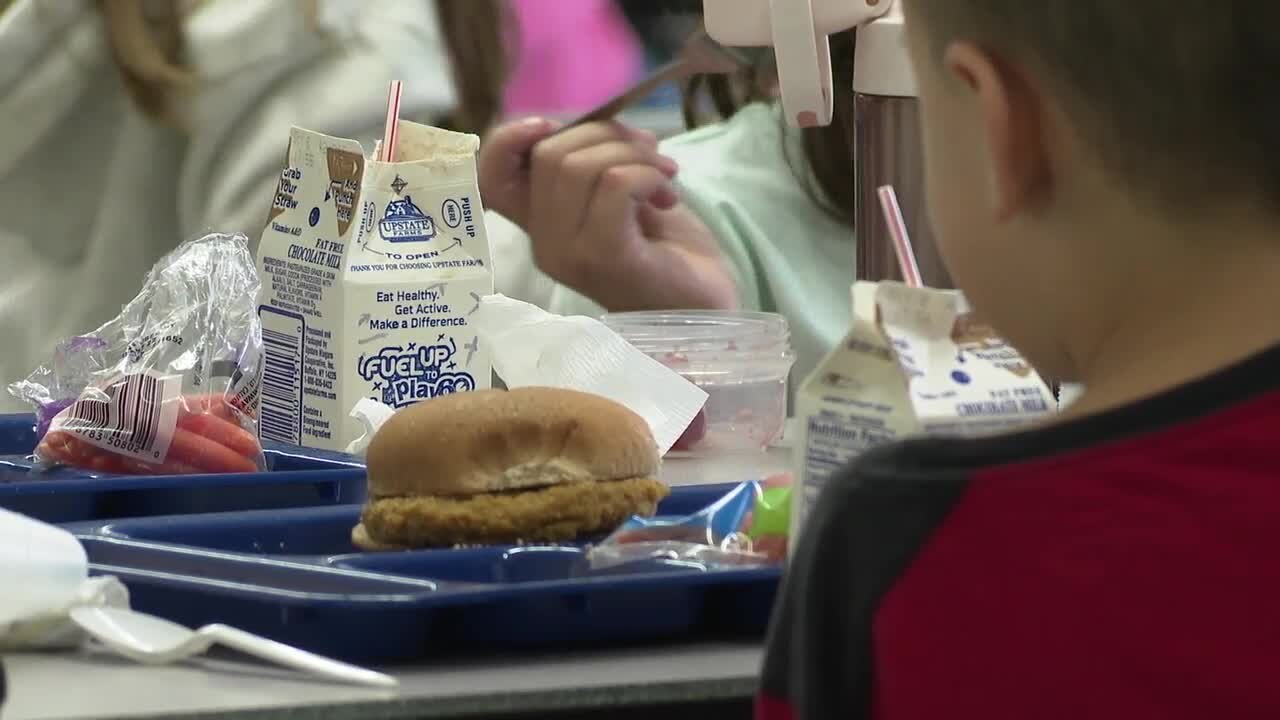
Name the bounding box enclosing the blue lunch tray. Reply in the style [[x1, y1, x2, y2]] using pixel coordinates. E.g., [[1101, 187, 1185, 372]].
[[0, 413, 367, 522], [67, 483, 782, 662]]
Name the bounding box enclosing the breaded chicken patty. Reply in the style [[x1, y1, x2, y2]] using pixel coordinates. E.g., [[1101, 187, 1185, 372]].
[[352, 477, 669, 549]]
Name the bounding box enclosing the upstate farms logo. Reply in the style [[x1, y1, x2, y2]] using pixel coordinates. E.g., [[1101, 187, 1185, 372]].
[[378, 195, 436, 243]]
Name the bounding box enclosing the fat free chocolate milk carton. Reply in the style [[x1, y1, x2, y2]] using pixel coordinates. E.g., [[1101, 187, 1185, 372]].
[[791, 281, 1056, 545], [256, 121, 492, 451]]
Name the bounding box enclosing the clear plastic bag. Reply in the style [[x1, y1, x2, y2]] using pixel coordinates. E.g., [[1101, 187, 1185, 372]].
[[586, 474, 794, 570], [9, 233, 266, 475]]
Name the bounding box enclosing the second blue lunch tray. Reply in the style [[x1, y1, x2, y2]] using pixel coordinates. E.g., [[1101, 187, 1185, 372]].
[[67, 483, 782, 663], [0, 413, 367, 523]]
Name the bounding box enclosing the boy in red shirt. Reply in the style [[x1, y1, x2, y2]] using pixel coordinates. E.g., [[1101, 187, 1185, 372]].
[[758, 1, 1280, 718]]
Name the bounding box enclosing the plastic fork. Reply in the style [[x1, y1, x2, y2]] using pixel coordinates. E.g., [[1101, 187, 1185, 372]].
[[69, 606, 397, 688]]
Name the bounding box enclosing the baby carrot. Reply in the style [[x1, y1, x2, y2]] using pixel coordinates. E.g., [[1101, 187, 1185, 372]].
[[177, 408, 261, 460], [165, 426, 259, 474]]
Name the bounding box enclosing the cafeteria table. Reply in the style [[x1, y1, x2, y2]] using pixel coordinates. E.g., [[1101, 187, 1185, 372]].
[[2, 642, 761, 720]]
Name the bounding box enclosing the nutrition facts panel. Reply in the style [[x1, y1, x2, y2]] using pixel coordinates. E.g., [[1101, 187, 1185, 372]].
[[799, 412, 889, 522]]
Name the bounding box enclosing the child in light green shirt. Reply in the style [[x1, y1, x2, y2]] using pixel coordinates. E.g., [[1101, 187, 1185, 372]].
[[489, 103, 853, 386], [481, 34, 858, 385]]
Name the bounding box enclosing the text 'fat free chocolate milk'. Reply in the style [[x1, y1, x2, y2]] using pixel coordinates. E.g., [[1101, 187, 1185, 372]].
[[792, 281, 1056, 548]]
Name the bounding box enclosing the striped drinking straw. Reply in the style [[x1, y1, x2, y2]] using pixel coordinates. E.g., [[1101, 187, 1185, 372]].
[[381, 80, 403, 162], [876, 185, 923, 288]]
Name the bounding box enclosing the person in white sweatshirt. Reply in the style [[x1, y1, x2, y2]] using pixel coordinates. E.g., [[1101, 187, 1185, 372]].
[[0, 0, 506, 412]]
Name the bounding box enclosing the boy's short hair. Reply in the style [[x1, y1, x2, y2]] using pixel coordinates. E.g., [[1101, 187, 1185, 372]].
[[907, 1, 1280, 211]]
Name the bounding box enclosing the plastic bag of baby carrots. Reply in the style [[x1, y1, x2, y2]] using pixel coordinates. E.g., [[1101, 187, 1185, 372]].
[[9, 233, 266, 475]]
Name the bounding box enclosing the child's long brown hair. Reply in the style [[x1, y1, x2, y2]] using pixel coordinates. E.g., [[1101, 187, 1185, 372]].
[[94, 0, 508, 134], [433, 0, 509, 135], [682, 31, 857, 228]]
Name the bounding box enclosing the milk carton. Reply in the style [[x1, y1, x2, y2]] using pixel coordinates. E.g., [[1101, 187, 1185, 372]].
[[256, 121, 492, 451], [792, 281, 1055, 540]]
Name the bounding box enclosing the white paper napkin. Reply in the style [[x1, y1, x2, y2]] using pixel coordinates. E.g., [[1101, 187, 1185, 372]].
[[345, 295, 708, 456], [473, 295, 708, 454], [0, 576, 130, 650], [0, 508, 130, 650], [0, 508, 87, 626], [344, 398, 398, 455]]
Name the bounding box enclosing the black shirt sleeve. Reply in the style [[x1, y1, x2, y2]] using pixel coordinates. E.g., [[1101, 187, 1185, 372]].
[[757, 441, 972, 720]]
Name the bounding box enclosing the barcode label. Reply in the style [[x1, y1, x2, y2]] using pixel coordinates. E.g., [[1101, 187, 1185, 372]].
[[259, 307, 305, 444], [53, 372, 181, 462]]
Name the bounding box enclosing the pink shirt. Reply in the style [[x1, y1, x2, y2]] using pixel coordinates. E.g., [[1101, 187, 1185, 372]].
[[504, 0, 644, 114]]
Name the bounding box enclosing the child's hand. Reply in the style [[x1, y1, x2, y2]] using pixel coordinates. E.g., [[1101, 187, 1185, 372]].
[[479, 117, 562, 227], [481, 118, 676, 227], [480, 119, 737, 311]]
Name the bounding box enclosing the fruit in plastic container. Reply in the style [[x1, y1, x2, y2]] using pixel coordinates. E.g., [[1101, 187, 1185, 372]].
[[671, 408, 708, 451]]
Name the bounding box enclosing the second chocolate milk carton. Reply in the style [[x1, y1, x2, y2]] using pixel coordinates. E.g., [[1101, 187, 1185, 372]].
[[792, 281, 1055, 543], [256, 121, 492, 451]]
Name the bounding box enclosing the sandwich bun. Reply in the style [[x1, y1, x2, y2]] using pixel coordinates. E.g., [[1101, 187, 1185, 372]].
[[364, 387, 660, 498], [353, 387, 668, 549]]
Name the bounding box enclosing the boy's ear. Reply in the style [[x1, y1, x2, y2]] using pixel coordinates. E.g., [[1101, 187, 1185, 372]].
[[943, 42, 1050, 221]]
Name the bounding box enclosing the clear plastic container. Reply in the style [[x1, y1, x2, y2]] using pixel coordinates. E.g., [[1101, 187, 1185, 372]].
[[603, 311, 795, 454]]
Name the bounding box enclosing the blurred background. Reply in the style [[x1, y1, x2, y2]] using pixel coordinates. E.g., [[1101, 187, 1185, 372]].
[[503, 0, 704, 137]]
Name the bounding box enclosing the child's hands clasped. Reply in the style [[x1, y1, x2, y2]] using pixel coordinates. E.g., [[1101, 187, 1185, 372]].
[[479, 118, 738, 311]]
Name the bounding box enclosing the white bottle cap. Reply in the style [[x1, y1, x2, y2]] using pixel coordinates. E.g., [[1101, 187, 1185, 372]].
[[852, 3, 918, 98]]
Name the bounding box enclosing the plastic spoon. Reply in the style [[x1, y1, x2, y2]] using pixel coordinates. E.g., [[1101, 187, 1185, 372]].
[[69, 606, 398, 688]]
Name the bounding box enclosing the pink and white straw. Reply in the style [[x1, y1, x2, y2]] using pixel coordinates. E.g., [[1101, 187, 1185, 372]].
[[381, 80, 403, 162], [876, 185, 923, 288]]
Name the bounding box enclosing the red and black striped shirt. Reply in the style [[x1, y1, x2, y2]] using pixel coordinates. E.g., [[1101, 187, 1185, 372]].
[[759, 343, 1280, 719]]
